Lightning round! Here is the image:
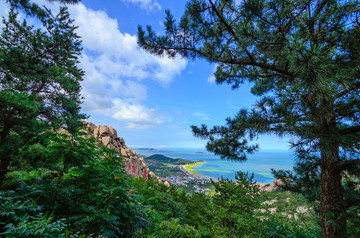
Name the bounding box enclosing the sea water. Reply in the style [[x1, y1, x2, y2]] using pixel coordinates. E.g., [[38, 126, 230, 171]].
[[133, 148, 295, 184]]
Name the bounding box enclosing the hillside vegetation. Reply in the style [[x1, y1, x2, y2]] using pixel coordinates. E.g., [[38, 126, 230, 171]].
[[1, 134, 322, 237], [2, 0, 360, 237], [144, 154, 197, 177], [144, 154, 194, 165]]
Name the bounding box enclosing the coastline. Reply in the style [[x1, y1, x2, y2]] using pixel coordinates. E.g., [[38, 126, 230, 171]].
[[184, 161, 206, 176], [179, 161, 281, 192], [135, 148, 292, 184], [181, 162, 278, 190], [180, 161, 213, 180]]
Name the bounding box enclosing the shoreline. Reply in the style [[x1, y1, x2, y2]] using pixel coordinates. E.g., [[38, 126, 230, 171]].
[[181, 162, 277, 188], [184, 161, 206, 176], [180, 161, 213, 180]]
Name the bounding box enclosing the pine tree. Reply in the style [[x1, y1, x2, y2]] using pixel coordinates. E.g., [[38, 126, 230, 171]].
[[0, 1, 85, 185], [137, 0, 360, 237]]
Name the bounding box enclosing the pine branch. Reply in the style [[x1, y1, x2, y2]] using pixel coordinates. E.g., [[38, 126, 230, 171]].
[[339, 125, 360, 135], [208, 0, 292, 77], [338, 159, 360, 170], [310, 0, 331, 22], [208, 0, 255, 62], [336, 80, 360, 99]]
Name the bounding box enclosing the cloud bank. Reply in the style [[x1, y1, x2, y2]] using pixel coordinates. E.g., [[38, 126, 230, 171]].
[[3, 0, 187, 129], [69, 4, 186, 128]]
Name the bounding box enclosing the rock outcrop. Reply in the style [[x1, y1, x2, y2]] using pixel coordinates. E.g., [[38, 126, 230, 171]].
[[258, 179, 284, 192], [83, 122, 161, 182]]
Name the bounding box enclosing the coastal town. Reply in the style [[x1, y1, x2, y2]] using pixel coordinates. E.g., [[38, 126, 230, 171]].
[[160, 174, 213, 193], [141, 154, 217, 193], [158, 163, 218, 194]]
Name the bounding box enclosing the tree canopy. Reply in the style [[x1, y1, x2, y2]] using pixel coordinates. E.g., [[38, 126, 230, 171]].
[[0, 0, 85, 185], [138, 0, 360, 236]]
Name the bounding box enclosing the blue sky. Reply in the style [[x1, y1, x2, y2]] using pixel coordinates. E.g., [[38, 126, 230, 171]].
[[1, 0, 291, 150]]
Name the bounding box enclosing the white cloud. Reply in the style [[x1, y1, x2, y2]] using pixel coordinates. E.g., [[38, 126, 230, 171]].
[[207, 64, 218, 84], [0, 0, 9, 29], [120, 0, 161, 11], [111, 98, 165, 129], [207, 75, 216, 84], [192, 112, 211, 120], [2, 1, 186, 129], [69, 4, 187, 85], [67, 3, 186, 128]]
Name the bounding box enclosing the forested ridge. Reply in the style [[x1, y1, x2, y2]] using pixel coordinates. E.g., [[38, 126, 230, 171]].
[[1, 0, 359, 237]]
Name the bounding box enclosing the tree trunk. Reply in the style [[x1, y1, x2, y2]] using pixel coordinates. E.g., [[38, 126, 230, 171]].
[[320, 147, 346, 237], [0, 155, 10, 186], [0, 124, 11, 186]]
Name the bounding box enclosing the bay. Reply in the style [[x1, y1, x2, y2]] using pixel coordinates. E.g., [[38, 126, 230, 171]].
[[133, 148, 295, 184]]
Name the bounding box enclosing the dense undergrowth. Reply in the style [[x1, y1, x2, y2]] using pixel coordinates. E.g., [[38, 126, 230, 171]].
[[0, 131, 321, 237]]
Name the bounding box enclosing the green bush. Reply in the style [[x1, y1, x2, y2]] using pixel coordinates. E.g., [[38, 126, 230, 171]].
[[145, 218, 202, 238], [257, 217, 321, 238], [0, 191, 69, 237], [2, 134, 145, 237]]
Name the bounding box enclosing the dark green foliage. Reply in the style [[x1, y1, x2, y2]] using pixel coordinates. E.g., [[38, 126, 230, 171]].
[[130, 178, 187, 222], [346, 206, 360, 237], [1, 134, 144, 237], [144, 218, 203, 238], [54, 150, 141, 237], [0, 1, 85, 185], [0, 191, 69, 237], [47, 130, 100, 170], [212, 172, 260, 214], [6, 0, 81, 21], [138, 0, 360, 236], [131, 171, 318, 237], [258, 217, 320, 238], [209, 172, 261, 237], [1, 1, 146, 237]]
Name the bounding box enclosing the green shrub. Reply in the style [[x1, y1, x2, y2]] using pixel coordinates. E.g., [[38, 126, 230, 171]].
[[257, 217, 321, 238], [145, 218, 202, 238], [3, 135, 145, 237], [0, 191, 69, 237]]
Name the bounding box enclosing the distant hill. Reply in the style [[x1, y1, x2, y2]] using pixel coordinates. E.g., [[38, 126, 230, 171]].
[[144, 154, 196, 177], [144, 154, 195, 165]]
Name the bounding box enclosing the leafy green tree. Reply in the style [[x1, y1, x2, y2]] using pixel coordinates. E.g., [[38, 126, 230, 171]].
[[0, 1, 85, 185], [138, 0, 360, 237], [210, 172, 261, 237], [2, 133, 144, 237]]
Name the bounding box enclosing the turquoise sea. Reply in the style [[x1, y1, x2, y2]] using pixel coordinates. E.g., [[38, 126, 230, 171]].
[[133, 148, 294, 184]]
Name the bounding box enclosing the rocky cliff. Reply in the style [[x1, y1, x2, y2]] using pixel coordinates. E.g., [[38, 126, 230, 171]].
[[83, 122, 161, 183]]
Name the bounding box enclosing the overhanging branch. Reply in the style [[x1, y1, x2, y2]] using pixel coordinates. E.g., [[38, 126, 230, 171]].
[[339, 125, 360, 135], [338, 159, 360, 170]]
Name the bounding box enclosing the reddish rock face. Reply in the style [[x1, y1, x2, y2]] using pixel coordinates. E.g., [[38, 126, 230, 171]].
[[83, 122, 161, 182]]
